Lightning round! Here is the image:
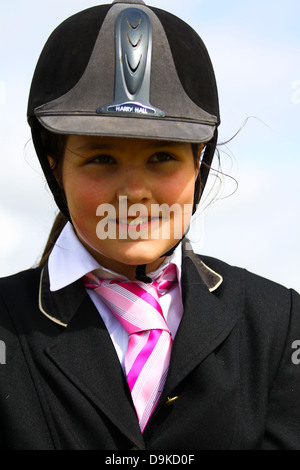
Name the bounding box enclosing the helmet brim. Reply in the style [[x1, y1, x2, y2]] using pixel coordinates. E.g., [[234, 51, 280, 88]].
[[37, 114, 216, 144]]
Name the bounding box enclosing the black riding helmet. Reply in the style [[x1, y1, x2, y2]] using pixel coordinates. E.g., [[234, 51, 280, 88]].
[[27, 0, 220, 280]]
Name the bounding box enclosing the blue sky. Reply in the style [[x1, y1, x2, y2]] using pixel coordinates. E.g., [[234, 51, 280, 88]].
[[0, 0, 299, 291]]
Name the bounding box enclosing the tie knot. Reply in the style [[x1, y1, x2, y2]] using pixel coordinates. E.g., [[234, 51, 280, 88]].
[[83, 263, 177, 335], [153, 263, 177, 296]]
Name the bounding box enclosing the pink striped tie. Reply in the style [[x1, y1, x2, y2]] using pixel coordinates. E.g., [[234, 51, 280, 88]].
[[83, 264, 177, 432]]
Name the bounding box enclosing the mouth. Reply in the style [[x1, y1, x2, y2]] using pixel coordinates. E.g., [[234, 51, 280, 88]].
[[116, 216, 160, 228]]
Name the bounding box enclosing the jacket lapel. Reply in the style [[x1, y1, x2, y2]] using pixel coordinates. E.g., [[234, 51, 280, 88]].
[[39, 266, 145, 449], [163, 245, 241, 396]]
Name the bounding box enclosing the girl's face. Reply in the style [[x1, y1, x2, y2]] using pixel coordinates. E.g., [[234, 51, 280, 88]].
[[58, 135, 200, 279]]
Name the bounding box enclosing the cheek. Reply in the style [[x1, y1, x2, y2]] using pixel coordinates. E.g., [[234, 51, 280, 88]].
[[157, 171, 196, 238], [63, 171, 112, 217], [160, 172, 196, 206], [65, 178, 107, 246]]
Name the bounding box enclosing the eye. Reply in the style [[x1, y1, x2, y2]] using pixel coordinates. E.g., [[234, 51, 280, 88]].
[[149, 152, 174, 163], [88, 154, 115, 164]]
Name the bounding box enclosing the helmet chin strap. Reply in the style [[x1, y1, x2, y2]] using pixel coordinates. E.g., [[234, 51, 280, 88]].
[[135, 239, 183, 283], [135, 264, 153, 283]]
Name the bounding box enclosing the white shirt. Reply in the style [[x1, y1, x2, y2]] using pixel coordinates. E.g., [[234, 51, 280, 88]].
[[48, 222, 184, 370]]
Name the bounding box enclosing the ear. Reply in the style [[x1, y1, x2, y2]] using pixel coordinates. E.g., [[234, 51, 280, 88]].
[[47, 155, 56, 170], [47, 155, 61, 184]]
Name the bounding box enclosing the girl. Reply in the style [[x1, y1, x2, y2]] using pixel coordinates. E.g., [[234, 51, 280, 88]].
[[0, 0, 300, 450]]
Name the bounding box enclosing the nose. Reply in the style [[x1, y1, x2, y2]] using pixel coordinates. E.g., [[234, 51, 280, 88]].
[[116, 165, 152, 204]]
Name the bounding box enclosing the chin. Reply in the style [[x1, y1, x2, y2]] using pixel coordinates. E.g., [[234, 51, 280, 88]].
[[117, 240, 175, 264]]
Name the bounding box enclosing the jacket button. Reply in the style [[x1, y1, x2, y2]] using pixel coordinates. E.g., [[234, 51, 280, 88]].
[[165, 396, 179, 406]]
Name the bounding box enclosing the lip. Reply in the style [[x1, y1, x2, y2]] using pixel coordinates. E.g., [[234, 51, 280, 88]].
[[118, 217, 150, 226], [117, 217, 160, 227], [104, 216, 161, 230]]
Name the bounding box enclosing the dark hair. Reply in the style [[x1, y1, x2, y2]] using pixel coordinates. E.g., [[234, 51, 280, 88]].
[[39, 211, 68, 266]]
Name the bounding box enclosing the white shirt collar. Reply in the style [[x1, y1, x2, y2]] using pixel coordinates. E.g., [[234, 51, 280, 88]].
[[48, 222, 182, 292]]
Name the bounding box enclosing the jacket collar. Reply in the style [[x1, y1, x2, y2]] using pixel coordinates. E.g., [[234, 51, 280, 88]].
[[182, 239, 223, 292], [39, 264, 85, 328]]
